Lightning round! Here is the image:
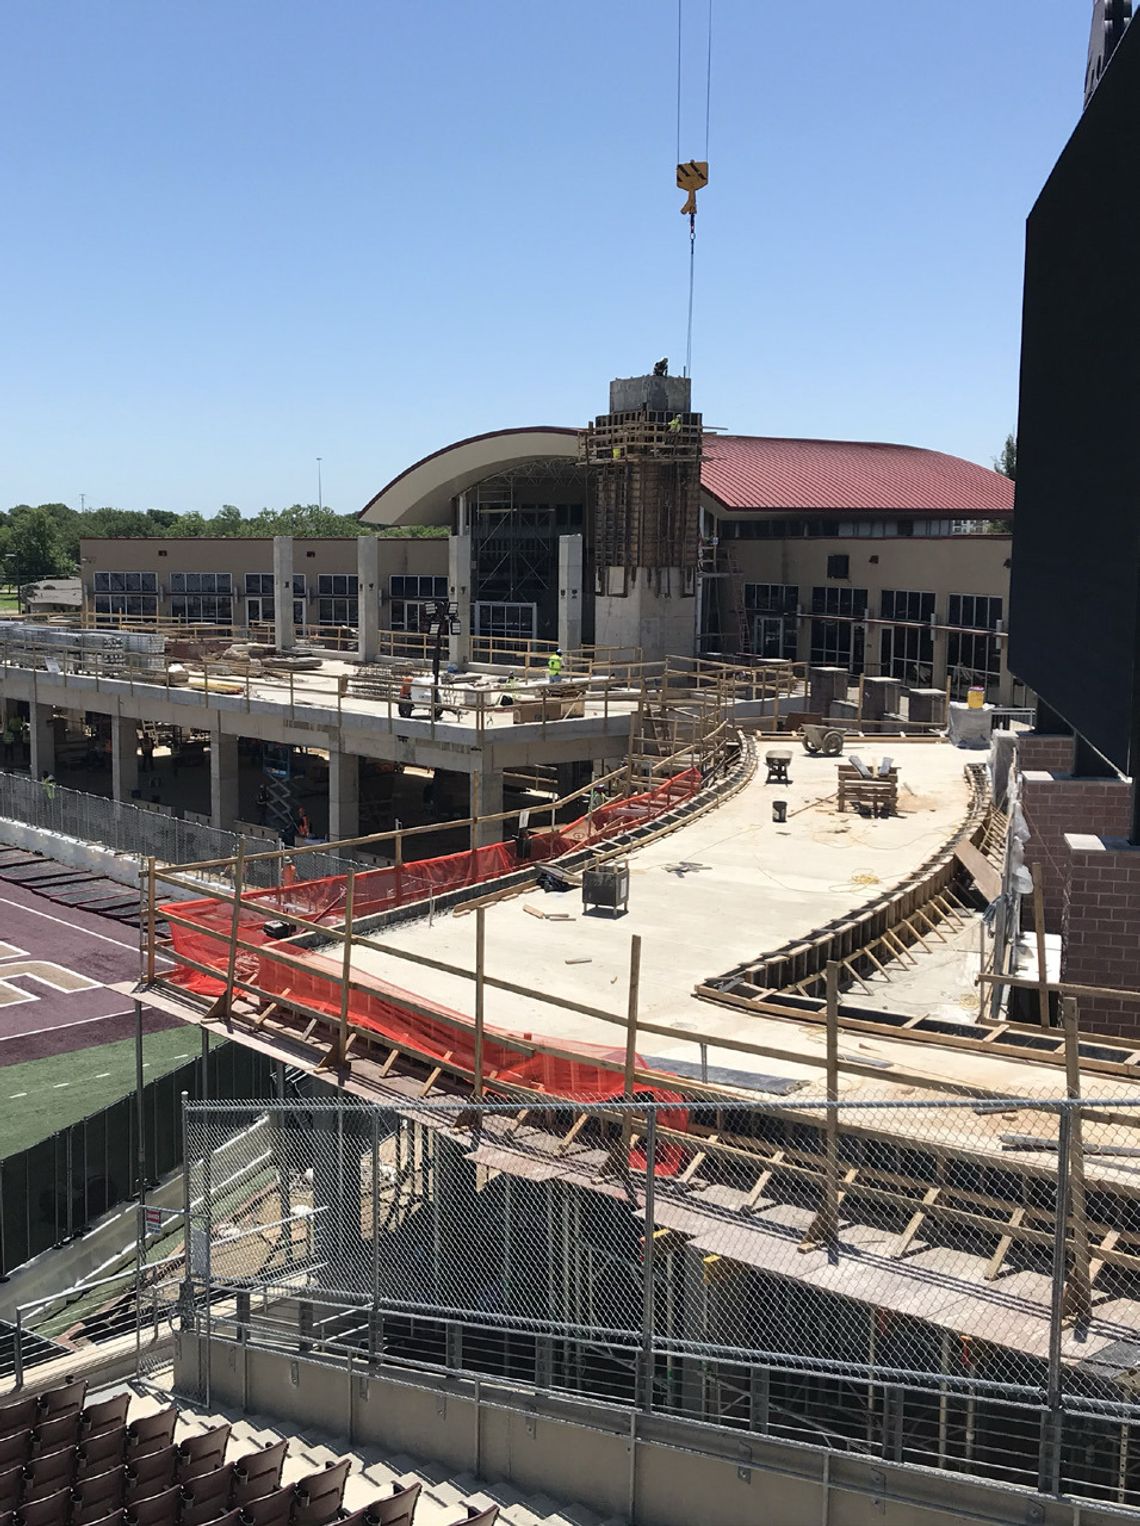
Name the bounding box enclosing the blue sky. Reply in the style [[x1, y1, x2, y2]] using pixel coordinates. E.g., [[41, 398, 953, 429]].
[[1, 1, 1090, 516]]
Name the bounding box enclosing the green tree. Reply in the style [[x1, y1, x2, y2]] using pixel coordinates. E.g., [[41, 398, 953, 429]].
[[995, 433, 1017, 481], [5, 506, 69, 584]]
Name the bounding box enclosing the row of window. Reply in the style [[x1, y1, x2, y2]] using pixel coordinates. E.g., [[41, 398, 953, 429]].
[[723, 517, 998, 540], [743, 584, 1003, 631]]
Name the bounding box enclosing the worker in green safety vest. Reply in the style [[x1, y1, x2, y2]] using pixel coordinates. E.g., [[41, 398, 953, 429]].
[[547, 649, 563, 683]]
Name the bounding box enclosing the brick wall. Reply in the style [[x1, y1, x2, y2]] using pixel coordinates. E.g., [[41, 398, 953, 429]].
[[1020, 773, 1133, 935], [1062, 834, 1140, 1038], [1017, 732, 1074, 774]]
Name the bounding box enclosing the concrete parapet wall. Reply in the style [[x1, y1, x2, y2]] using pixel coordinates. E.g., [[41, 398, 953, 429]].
[[1062, 833, 1140, 1037]]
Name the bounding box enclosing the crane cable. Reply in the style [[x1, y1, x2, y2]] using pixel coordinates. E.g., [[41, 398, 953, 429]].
[[678, 0, 713, 378]]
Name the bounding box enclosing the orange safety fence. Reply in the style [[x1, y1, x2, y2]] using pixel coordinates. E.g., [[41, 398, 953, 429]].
[[162, 768, 701, 1163]]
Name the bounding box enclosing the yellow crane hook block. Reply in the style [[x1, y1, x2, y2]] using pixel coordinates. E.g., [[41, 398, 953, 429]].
[[677, 159, 709, 215]]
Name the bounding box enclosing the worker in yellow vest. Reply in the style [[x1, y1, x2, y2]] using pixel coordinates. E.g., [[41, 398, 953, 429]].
[[547, 649, 563, 683]]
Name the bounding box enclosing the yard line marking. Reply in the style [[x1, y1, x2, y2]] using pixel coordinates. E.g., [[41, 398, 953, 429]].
[[9, 1092, 27, 1098], [94, 1072, 111, 1079], [52, 1081, 70, 1088], [0, 894, 174, 962], [0, 1008, 142, 1043]]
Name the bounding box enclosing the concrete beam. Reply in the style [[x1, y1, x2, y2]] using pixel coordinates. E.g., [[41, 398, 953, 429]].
[[328, 748, 360, 841], [357, 536, 381, 665], [558, 534, 584, 654], [29, 703, 55, 780], [110, 715, 139, 802], [449, 532, 472, 669], [210, 727, 240, 829], [273, 536, 295, 652]]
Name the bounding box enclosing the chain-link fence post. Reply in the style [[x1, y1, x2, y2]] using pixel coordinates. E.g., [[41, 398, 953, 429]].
[[640, 1107, 657, 1414], [1042, 1102, 1073, 1495]]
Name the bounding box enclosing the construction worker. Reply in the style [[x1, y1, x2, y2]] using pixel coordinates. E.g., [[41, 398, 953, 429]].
[[547, 648, 563, 683], [1, 716, 15, 766], [40, 769, 57, 802]]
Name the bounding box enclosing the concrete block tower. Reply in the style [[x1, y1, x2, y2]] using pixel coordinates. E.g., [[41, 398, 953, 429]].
[[580, 372, 702, 662]]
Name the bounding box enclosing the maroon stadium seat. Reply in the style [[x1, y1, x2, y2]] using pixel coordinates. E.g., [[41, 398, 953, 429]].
[[0, 1404, 39, 1445], [0, 1436, 31, 1473], [237, 1484, 293, 1526], [206, 1511, 243, 1526], [81, 1512, 126, 1526], [125, 1446, 178, 1501], [78, 1428, 128, 1480], [176, 1425, 230, 1483], [72, 1466, 127, 1525], [33, 1414, 80, 1455], [230, 1441, 287, 1507], [126, 1410, 177, 1458], [179, 1461, 234, 1526], [290, 1459, 351, 1526], [0, 1467, 23, 1514], [15, 1487, 73, 1526], [38, 1381, 86, 1421], [124, 1483, 180, 1526], [365, 1481, 422, 1526], [443, 1510, 498, 1526], [22, 1448, 75, 1503], [82, 1397, 131, 1439]]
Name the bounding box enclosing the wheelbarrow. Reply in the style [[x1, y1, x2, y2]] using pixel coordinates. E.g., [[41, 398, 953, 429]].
[[801, 723, 845, 757]]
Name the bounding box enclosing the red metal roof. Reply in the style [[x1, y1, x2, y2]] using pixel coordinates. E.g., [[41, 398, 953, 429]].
[[699, 435, 1014, 515]]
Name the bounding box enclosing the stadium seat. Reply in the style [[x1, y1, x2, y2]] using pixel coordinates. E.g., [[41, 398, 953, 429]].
[[124, 1483, 181, 1526], [125, 1446, 178, 1501], [38, 1382, 86, 1422], [126, 1410, 177, 1458], [81, 1398, 131, 1439], [0, 1466, 23, 1514], [72, 1466, 127, 1525], [361, 1481, 422, 1526], [78, 1428, 128, 1480], [0, 1435, 31, 1473], [237, 1484, 293, 1526], [34, 1414, 80, 1455], [443, 1510, 497, 1526], [179, 1462, 234, 1526], [22, 1448, 76, 1503], [176, 1425, 230, 1483], [82, 1512, 126, 1526], [290, 1459, 351, 1526], [230, 1441, 287, 1507], [0, 1404, 40, 1444], [16, 1486, 72, 1526], [205, 1511, 243, 1526]]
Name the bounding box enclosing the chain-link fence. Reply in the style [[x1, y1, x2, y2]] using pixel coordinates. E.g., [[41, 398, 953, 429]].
[[177, 1094, 1140, 1510], [0, 769, 367, 887]]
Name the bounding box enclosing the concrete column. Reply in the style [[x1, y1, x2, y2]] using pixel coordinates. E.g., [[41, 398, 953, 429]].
[[110, 715, 139, 802], [273, 536, 295, 652], [29, 703, 55, 780], [448, 532, 472, 669], [930, 625, 949, 698], [328, 749, 360, 842], [470, 766, 504, 848], [210, 728, 240, 830], [357, 535, 381, 665], [558, 534, 584, 654]]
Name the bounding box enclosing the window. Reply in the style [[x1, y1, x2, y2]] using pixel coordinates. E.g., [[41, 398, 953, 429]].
[[169, 572, 231, 594], [316, 598, 358, 625], [745, 584, 799, 660], [389, 575, 449, 632], [474, 601, 537, 655], [948, 594, 1002, 631], [879, 589, 935, 684], [245, 573, 273, 597], [170, 595, 233, 623], [826, 554, 850, 580], [810, 586, 867, 672], [317, 574, 358, 597], [93, 571, 158, 594], [947, 595, 1003, 698], [247, 595, 306, 626], [93, 594, 158, 619]]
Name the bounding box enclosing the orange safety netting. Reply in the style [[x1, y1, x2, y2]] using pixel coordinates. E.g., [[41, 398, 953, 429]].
[[164, 768, 700, 1161]]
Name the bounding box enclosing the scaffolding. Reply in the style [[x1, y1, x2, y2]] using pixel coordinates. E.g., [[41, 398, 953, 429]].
[[580, 410, 703, 577]]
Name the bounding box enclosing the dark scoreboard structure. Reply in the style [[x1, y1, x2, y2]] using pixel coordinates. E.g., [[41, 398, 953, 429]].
[[1009, 4, 1140, 782]]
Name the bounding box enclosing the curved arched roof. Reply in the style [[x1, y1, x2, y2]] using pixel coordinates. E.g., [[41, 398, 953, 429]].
[[359, 426, 1014, 526]]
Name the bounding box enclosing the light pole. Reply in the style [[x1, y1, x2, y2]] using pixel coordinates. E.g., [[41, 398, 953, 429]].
[[316, 458, 323, 513]]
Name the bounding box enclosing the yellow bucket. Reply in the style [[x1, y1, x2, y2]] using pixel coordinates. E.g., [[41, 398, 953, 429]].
[[967, 686, 985, 710]]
